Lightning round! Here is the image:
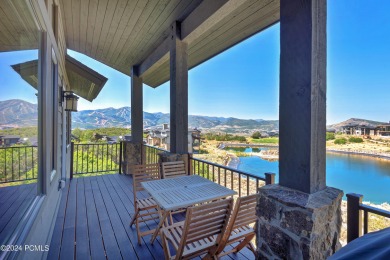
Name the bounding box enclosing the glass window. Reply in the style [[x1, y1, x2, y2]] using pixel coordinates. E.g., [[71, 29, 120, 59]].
[[0, 0, 41, 246]]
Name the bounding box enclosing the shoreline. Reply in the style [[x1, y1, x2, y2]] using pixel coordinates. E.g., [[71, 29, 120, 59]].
[[225, 142, 390, 161]]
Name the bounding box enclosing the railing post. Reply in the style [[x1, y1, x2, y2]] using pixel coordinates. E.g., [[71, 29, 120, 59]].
[[70, 142, 74, 179], [119, 141, 123, 174], [188, 153, 193, 175], [347, 193, 363, 243], [265, 172, 276, 185]]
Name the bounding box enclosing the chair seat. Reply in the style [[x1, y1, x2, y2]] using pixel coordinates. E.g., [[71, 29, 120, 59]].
[[229, 225, 254, 242], [162, 221, 218, 258], [137, 196, 158, 210]]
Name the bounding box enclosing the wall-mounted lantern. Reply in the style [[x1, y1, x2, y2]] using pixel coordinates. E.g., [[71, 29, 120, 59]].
[[63, 91, 79, 112]]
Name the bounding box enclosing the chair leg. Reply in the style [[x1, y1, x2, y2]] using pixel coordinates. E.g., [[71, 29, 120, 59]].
[[232, 234, 255, 254], [136, 217, 142, 245], [161, 232, 172, 260], [130, 208, 139, 227]]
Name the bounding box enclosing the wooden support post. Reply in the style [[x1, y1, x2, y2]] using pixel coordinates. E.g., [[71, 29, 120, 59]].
[[279, 0, 327, 194], [265, 172, 275, 185], [131, 66, 143, 144], [347, 193, 363, 243], [170, 21, 188, 154]]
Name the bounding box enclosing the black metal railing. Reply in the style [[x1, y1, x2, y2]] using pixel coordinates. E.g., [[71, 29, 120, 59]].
[[189, 157, 275, 197], [71, 142, 122, 177], [0, 146, 38, 184], [347, 193, 390, 242], [143, 144, 167, 164]]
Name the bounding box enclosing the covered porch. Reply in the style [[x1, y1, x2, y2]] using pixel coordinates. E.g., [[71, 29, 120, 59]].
[[48, 173, 256, 260]]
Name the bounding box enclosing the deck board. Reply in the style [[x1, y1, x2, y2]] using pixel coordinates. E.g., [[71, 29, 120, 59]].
[[0, 183, 36, 245], [48, 174, 255, 260]]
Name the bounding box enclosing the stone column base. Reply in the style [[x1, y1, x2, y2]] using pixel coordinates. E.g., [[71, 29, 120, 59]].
[[256, 185, 343, 259], [122, 141, 143, 174], [158, 151, 189, 174]]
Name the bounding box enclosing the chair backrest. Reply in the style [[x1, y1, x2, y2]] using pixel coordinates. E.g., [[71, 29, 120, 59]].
[[177, 198, 233, 257], [130, 163, 160, 199], [225, 194, 257, 238], [161, 161, 187, 179]]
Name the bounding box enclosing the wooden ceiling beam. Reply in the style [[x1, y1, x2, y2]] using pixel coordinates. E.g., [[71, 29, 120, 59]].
[[138, 0, 247, 78]]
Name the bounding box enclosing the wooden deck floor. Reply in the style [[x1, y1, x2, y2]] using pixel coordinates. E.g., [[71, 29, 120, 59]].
[[0, 183, 36, 245], [48, 174, 255, 260]]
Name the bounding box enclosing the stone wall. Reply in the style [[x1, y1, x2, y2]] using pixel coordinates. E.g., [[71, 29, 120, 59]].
[[256, 185, 343, 259], [122, 142, 143, 174]]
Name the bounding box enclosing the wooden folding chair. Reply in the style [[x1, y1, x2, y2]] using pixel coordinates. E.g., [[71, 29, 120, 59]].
[[129, 163, 161, 244], [161, 161, 187, 179], [161, 198, 233, 260], [215, 194, 258, 257]]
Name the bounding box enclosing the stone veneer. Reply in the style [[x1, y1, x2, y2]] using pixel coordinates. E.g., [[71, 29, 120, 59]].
[[158, 151, 189, 171], [256, 185, 343, 259], [122, 141, 143, 174]]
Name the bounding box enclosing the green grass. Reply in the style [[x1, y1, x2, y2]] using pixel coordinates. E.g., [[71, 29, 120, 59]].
[[250, 137, 279, 144]]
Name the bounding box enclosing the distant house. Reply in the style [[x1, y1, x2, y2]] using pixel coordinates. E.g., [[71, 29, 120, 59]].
[[376, 123, 390, 137], [146, 124, 201, 153], [0, 135, 21, 147], [341, 124, 376, 136]]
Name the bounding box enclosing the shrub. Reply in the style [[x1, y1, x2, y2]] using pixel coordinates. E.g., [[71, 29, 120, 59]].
[[251, 131, 261, 139], [348, 137, 363, 143], [326, 132, 335, 141], [334, 138, 347, 145]]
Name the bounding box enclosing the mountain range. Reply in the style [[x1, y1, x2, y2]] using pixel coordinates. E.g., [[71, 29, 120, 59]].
[[0, 99, 387, 133]]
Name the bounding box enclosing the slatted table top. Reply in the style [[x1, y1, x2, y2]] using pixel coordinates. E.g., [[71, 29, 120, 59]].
[[141, 175, 237, 211]]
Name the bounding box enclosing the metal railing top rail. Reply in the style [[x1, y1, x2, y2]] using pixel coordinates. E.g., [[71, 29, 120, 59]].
[[359, 204, 390, 218], [143, 144, 168, 152], [190, 157, 266, 182]]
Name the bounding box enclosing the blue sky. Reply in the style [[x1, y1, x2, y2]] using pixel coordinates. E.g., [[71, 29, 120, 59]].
[[1, 0, 389, 125]]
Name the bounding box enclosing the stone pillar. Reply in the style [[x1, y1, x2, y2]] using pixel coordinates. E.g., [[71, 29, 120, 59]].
[[170, 21, 189, 154], [257, 1, 343, 259], [122, 141, 143, 174], [257, 185, 343, 259]]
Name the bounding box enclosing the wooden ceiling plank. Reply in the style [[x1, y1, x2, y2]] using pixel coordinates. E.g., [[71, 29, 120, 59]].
[[102, 0, 133, 62], [145, 2, 279, 87], [104, 0, 138, 65], [71, 0, 81, 52], [95, 0, 119, 61], [85, 0, 98, 57], [125, 0, 176, 64], [189, 8, 279, 67], [189, 0, 278, 55], [79, 0, 90, 54], [0, 5, 20, 44], [90, 0, 109, 57], [61, 0, 74, 49], [187, 0, 262, 51], [10, 1, 38, 44], [109, 0, 148, 68], [127, 0, 199, 70], [111, 0, 159, 67]]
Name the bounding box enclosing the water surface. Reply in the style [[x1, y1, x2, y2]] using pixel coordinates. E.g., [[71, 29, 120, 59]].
[[232, 147, 390, 203]]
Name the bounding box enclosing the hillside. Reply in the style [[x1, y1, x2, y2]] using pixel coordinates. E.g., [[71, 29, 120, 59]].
[[3, 99, 386, 133], [328, 118, 386, 131], [0, 99, 279, 132], [0, 99, 38, 128]]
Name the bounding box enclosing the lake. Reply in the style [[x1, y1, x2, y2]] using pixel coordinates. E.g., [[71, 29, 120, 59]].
[[229, 147, 390, 204]]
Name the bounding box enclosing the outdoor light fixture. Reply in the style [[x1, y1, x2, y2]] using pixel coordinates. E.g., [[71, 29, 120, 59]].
[[63, 91, 79, 112]]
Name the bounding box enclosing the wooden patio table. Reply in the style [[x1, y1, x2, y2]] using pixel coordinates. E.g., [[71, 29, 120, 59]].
[[141, 175, 237, 244]]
